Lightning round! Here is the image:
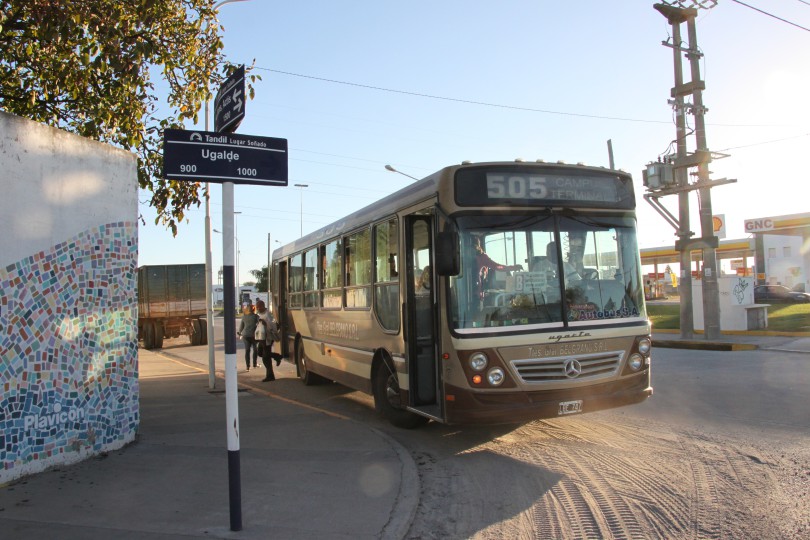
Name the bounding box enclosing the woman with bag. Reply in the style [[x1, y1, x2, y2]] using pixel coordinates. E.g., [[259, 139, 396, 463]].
[[237, 304, 259, 371], [254, 300, 282, 382]]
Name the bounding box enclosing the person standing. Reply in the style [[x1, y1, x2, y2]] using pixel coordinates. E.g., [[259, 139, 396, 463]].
[[237, 304, 259, 370], [255, 300, 282, 382]]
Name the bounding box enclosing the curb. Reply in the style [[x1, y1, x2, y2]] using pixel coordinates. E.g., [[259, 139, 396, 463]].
[[370, 426, 420, 540], [653, 339, 757, 352], [654, 328, 810, 338]]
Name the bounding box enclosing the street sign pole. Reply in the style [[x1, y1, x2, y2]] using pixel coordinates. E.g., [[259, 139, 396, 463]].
[[162, 125, 287, 534], [221, 182, 241, 531]]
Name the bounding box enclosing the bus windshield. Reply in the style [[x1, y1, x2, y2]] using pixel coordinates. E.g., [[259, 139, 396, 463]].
[[449, 213, 646, 332]]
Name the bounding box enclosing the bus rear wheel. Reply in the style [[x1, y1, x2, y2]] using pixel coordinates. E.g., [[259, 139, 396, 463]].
[[296, 340, 325, 386], [373, 361, 429, 429]]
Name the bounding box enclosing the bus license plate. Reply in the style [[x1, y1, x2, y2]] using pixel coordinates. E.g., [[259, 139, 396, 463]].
[[558, 400, 583, 415]]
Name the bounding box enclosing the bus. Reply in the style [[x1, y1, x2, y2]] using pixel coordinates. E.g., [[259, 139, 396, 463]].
[[270, 161, 652, 427]]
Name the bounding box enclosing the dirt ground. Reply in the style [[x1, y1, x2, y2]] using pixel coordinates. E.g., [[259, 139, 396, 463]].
[[402, 413, 809, 540]]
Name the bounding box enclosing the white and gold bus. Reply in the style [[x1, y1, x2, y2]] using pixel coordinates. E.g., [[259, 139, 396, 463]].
[[271, 161, 652, 427]]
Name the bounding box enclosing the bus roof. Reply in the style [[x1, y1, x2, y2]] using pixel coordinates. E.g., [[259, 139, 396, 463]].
[[272, 160, 630, 260]]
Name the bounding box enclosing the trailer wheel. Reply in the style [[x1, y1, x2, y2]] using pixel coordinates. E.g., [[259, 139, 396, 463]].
[[154, 322, 164, 349], [143, 321, 155, 350], [190, 319, 202, 346], [199, 320, 208, 345]]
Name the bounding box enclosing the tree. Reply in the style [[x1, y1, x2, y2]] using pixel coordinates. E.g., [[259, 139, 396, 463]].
[[0, 0, 258, 234], [249, 266, 268, 293]]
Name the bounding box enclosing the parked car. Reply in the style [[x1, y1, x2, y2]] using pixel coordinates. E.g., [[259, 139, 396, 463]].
[[754, 285, 810, 303]]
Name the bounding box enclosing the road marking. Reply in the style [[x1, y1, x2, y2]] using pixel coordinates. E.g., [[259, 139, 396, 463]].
[[149, 351, 349, 420]]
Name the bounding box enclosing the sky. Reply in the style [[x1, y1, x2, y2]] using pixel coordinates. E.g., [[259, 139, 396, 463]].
[[138, 0, 810, 286]]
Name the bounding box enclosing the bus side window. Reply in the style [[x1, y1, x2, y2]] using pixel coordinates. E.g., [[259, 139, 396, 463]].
[[345, 228, 371, 309], [374, 218, 400, 331], [322, 239, 343, 309]]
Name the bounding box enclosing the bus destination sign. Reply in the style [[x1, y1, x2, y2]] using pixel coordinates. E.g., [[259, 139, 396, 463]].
[[163, 129, 288, 187], [455, 168, 634, 209]]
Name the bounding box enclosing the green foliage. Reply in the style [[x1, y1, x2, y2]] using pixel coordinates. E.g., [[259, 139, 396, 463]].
[[249, 266, 268, 293], [647, 304, 681, 330], [0, 0, 260, 234], [647, 302, 810, 333], [766, 303, 810, 332]]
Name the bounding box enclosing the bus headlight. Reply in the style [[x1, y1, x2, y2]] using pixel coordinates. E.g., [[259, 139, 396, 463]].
[[469, 352, 488, 372], [487, 367, 505, 386], [637, 338, 651, 355], [628, 353, 644, 371]]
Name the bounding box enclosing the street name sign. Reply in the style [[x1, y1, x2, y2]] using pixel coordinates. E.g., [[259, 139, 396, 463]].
[[214, 65, 245, 133], [163, 129, 288, 186]]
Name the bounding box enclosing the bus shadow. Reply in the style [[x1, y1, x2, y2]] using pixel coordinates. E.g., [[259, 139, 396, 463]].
[[409, 447, 563, 538], [246, 377, 569, 536]]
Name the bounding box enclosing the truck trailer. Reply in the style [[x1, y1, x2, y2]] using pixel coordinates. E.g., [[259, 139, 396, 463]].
[[138, 264, 208, 349]]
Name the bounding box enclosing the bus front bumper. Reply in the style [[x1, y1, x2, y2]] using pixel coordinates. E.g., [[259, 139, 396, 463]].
[[443, 371, 652, 425]]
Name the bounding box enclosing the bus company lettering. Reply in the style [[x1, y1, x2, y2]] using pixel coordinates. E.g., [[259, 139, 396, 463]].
[[568, 306, 640, 322], [529, 340, 608, 358], [548, 331, 591, 343], [23, 402, 86, 431], [316, 320, 359, 340]]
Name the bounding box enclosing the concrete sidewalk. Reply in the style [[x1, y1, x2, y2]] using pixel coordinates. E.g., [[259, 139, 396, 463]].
[[0, 350, 418, 539]]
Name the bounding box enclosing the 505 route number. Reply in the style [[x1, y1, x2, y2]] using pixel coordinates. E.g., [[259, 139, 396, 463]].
[[487, 175, 549, 199]]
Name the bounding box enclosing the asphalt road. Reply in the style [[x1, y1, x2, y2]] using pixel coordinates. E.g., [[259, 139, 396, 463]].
[[624, 346, 810, 440], [154, 320, 810, 539]]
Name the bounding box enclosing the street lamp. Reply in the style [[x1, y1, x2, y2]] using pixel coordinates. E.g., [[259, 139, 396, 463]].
[[203, 2, 252, 533], [214, 222, 240, 302], [293, 183, 308, 237], [385, 164, 420, 181], [203, 0, 251, 395]]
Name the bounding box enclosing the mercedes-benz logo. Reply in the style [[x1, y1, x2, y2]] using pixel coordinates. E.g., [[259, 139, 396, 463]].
[[563, 359, 582, 379]]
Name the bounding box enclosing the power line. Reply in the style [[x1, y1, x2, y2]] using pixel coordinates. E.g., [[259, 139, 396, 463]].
[[255, 67, 791, 128], [715, 132, 810, 151], [730, 0, 810, 32], [256, 67, 669, 125]]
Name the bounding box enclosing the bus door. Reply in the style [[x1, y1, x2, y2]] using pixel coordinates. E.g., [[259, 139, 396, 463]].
[[405, 213, 443, 418], [276, 260, 290, 357]]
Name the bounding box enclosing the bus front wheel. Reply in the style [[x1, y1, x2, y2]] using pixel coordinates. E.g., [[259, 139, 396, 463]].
[[372, 361, 429, 429]]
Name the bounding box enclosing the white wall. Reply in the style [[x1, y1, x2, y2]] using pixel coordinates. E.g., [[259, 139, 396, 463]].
[[0, 112, 139, 483], [692, 276, 758, 331], [763, 235, 805, 288]]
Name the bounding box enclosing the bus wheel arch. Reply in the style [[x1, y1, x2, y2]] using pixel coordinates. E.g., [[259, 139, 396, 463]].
[[372, 350, 429, 429], [296, 335, 326, 386]]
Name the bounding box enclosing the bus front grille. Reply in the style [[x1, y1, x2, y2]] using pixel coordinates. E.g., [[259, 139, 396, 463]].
[[511, 350, 625, 384]]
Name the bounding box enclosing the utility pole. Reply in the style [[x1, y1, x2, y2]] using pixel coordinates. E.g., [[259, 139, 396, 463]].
[[644, 1, 734, 340], [685, 15, 721, 340], [670, 6, 695, 339]]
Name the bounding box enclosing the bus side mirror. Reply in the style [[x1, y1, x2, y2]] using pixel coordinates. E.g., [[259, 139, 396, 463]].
[[435, 231, 460, 276]]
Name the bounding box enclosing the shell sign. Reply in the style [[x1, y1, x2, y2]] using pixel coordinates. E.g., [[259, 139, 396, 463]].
[[712, 214, 726, 239]]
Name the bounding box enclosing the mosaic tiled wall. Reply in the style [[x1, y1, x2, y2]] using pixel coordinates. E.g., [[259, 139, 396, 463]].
[[0, 222, 139, 484]]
